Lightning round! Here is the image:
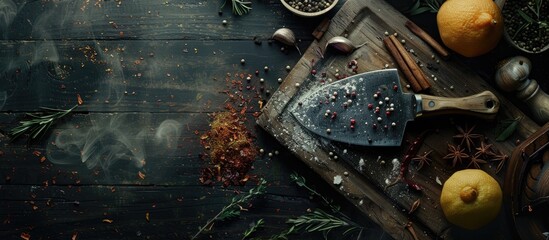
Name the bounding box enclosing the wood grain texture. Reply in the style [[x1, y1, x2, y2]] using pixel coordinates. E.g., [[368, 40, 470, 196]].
[[257, 0, 541, 239], [0, 1, 396, 239], [0, 112, 379, 239], [0, 40, 303, 112], [1, 0, 340, 41]]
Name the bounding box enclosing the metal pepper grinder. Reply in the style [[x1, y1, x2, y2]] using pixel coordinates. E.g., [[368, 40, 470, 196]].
[[495, 56, 549, 124]]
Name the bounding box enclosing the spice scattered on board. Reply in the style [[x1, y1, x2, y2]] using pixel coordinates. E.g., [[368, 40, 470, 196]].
[[199, 104, 258, 187]]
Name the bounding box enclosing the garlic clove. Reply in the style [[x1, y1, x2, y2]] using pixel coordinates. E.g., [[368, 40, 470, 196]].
[[272, 28, 296, 46], [325, 36, 367, 54], [272, 28, 301, 55]]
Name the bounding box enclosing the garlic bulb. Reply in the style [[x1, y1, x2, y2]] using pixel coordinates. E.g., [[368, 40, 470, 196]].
[[325, 36, 367, 54]]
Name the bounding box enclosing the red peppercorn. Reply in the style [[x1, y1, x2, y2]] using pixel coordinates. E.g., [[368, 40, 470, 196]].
[[393, 84, 398, 91], [386, 111, 391, 116], [350, 119, 356, 125], [311, 69, 317, 75], [367, 103, 374, 109], [350, 125, 355, 130]]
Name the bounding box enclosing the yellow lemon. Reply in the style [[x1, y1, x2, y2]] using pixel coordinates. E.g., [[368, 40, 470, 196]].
[[440, 169, 502, 229], [437, 0, 504, 57]]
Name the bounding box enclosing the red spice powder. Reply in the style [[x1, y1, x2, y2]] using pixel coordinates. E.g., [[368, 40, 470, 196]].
[[199, 71, 264, 187]]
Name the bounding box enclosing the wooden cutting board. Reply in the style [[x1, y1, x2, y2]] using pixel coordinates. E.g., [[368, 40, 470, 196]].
[[258, 0, 540, 239]]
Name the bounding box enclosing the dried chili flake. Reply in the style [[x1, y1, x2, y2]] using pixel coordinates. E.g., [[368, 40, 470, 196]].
[[71, 232, 78, 240], [199, 105, 258, 187], [20, 232, 31, 240], [102, 219, 114, 223], [137, 171, 146, 180], [145, 212, 150, 222], [77, 94, 84, 105]]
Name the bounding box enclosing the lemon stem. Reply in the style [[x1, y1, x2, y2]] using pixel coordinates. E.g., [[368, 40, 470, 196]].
[[460, 186, 478, 203], [475, 12, 496, 27]]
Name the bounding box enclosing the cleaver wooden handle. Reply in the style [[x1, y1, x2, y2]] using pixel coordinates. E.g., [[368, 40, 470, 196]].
[[417, 91, 500, 119]]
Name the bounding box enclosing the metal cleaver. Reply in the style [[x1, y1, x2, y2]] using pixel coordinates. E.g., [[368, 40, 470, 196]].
[[291, 69, 500, 146]]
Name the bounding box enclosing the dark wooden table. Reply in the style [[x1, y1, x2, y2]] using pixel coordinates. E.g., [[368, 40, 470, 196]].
[[0, 1, 547, 240]]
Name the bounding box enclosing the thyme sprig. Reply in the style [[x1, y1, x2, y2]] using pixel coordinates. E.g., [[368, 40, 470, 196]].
[[191, 179, 267, 240], [9, 105, 78, 142], [290, 173, 340, 213], [242, 218, 265, 240], [221, 0, 252, 15]]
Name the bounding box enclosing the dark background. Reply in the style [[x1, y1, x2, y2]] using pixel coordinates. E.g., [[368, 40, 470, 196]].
[[0, 0, 546, 239]]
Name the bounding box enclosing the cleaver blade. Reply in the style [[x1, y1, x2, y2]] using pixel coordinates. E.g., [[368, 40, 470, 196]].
[[291, 69, 500, 147]]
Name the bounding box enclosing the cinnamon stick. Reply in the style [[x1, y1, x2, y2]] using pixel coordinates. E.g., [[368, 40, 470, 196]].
[[383, 37, 422, 92], [405, 20, 450, 59], [389, 35, 431, 91], [312, 18, 331, 40]]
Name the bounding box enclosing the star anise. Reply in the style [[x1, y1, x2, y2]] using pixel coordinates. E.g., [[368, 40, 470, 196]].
[[474, 141, 495, 159], [453, 125, 482, 151], [443, 144, 469, 168], [412, 150, 433, 171], [466, 155, 487, 169], [490, 151, 509, 174]]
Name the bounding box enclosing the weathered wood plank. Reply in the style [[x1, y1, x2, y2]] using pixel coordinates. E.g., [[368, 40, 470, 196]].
[[1, 0, 339, 41], [0, 40, 305, 112], [0, 184, 318, 239], [257, 0, 541, 239], [0, 112, 294, 185]]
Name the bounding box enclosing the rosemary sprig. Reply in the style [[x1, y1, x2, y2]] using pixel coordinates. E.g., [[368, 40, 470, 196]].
[[191, 179, 267, 240], [242, 218, 265, 240], [514, 0, 548, 39], [271, 209, 363, 240], [288, 209, 360, 237], [9, 105, 78, 142], [272, 173, 364, 240], [220, 0, 252, 16]]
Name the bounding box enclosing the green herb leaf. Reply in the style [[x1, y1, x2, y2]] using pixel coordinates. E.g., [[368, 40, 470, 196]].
[[518, 9, 536, 23], [496, 117, 521, 141], [408, 6, 433, 16], [225, 0, 251, 15], [191, 179, 267, 240], [286, 209, 358, 236], [9, 105, 78, 143], [218, 208, 240, 221], [241, 219, 264, 240], [407, 0, 444, 16]]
